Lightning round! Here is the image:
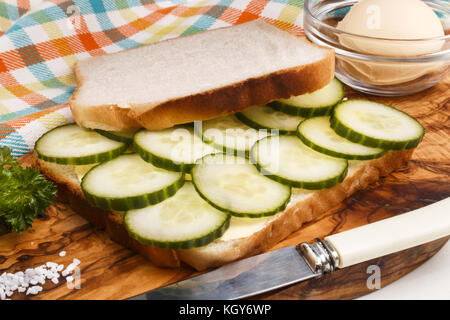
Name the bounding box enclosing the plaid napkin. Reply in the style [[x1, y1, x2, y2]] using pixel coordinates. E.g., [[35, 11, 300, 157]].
[[0, 0, 306, 158]]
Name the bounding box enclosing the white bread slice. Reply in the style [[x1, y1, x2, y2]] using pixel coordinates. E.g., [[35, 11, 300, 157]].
[[69, 20, 334, 131], [31, 149, 413, 271]]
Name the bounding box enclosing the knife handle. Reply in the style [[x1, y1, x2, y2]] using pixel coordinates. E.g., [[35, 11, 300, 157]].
[[324, 197, 450, 268]]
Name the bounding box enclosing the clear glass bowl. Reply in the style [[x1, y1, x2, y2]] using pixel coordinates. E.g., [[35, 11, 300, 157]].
[[303, 0, 450, 96]]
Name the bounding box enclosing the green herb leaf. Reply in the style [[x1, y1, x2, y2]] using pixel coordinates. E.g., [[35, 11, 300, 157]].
[[0, 147, 57, 233]]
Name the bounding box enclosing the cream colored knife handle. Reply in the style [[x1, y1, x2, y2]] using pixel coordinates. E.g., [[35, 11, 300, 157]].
[[324, 197, 450, 268]]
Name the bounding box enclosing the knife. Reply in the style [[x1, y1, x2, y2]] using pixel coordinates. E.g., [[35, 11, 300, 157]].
[[129, 197, 450, 300]]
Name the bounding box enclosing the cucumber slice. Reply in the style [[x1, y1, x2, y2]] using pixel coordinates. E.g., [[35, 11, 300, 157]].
[[197, 115, 269, 157], [268, 78, 344, 117], [297, 116, 386, 160], [134, 126, 216, 172], [124, 182, 230, 249], [236, 105, 305, 134], [35, 124, 127, 165], [81, 153, 184, 211], [95, 129, 136, 144], [191, 153, 291, 217], [330, 100, 424, 150], [250, 135, 348, 189]]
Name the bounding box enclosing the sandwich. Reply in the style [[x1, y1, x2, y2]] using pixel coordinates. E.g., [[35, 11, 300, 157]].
[[30, 20, 424, 271]]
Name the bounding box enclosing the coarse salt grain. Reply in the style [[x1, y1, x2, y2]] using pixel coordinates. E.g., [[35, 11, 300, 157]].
[[26, 285, 43, 296], [59, 251, 66, 257], [0, 257, 81, 300], [62, 262, 78, 277]]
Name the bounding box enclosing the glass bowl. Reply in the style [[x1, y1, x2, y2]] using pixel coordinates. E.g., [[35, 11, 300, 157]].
[[303, 0, 450, 96]]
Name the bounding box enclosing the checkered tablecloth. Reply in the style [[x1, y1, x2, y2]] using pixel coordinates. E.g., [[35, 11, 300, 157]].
[[0, 0, 307, 158]]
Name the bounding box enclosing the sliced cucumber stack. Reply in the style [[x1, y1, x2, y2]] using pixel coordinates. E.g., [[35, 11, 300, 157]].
[[269, 78, 344, 117], [81, 153, 184, 211], [124, 182, 230, 249], [330, 100, 424, 150], [236, 105, 305, 134], [191, 154, 291, 217], [250, 135, 348, 189], [134, 126, 216, 172], [95, 129, 136, 144], [35, 124, 127, 165], [297, 116, 385, 160], [197, 114, 269, 157]]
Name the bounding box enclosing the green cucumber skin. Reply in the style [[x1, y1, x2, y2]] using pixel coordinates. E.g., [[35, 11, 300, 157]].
[[330, 100, 425, 150], [194, 125, 250, 159], [35, 145, 127, 165], [133, 139, 194, 173], [123, 212, 230, 250], [250, 135, 349, 190], [191, 177, 290, 218], [95, 129, 134, 144], [252, 158, 349, 190], [81, 167, 185, 211], [190, 156, 291, 218], [268, 100, 336, 118], [235, 111, 293, 135], [296, 125, 386, 161], [34, 124, 128, 165], [267, 79, 345, 118]]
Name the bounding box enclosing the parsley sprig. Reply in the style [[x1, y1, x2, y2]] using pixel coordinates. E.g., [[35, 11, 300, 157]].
[[0, 146, 57, 233]]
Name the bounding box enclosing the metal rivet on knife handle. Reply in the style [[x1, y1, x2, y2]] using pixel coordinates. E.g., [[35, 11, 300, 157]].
[[317, 238, 340, 271], [297, 239, 339, 275]]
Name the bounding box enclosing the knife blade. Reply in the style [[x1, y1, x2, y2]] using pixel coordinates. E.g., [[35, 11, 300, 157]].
[[129, 197, 450, 300], [130, 245, 317, 300]]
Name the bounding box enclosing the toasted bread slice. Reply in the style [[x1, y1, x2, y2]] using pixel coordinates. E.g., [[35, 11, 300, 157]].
[[31, 149, 413, 271], [69, 20, 334, 131]]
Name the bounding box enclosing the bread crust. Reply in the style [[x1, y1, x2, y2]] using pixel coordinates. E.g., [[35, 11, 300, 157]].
[[69, 27, 335, 131], [31, 149, 413, 271], [130, 53, 335, 130]]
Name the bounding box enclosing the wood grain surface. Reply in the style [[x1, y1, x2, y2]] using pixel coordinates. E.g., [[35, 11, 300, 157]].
[[1, 76, 449, 300]]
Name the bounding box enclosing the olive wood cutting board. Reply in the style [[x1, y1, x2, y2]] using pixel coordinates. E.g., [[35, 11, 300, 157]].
[[1, 75, 449, 300]]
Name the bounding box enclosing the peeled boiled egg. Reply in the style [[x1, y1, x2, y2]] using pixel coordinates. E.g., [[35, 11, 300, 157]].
[[336, 0, 445, 85], [337, 0, 444, 56]]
